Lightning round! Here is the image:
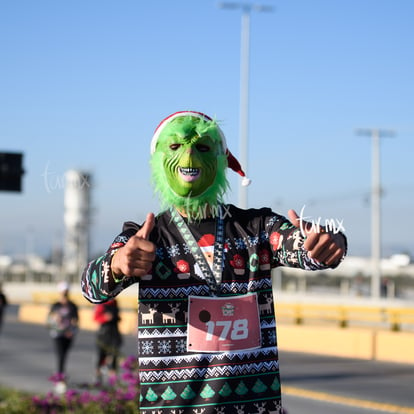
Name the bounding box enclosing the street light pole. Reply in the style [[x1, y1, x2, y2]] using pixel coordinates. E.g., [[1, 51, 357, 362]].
[[219, 2, 273, 209], [239, 6, 250, 209], [356, 128, 395, 299]]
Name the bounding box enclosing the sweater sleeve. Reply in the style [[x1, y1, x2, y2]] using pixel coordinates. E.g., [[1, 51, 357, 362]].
[[81, 221, 141, 304], [267, 211, 347, 271]]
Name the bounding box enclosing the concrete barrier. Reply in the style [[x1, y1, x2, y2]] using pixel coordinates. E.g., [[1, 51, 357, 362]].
[[277, 325, 375, 360], [376, 331, 414, 364], [277, 324, 414, 363], [18, 303, 414, 364], [19, 304, 50, 326]]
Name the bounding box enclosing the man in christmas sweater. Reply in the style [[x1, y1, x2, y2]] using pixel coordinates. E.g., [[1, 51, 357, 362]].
[[81, 111, 347, 413]]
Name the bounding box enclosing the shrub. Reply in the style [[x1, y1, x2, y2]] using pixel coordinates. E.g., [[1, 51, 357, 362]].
[[0, 355, 140, 414]]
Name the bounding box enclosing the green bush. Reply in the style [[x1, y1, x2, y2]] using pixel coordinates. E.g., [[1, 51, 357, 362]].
[[0, 387, 36, 414], [0, 355, 140, 414]]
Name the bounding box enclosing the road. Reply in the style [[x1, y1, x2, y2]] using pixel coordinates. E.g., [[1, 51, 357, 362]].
[[280, 352, 414, 413], [1, 309, 414, 414]]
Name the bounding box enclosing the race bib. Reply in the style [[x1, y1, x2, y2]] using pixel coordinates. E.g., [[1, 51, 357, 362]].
[[187, 293, 261, 353]]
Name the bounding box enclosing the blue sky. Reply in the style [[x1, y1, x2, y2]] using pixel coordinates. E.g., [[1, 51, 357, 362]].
[[1, 0, 413, 259]]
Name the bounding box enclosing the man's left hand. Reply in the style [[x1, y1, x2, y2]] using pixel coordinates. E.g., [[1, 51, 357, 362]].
[[288, 209, 347, 267]]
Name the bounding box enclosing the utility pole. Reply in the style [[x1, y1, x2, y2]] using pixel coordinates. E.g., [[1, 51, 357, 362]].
[[219, 2, 273, 208], [356, 128, 395, 299]]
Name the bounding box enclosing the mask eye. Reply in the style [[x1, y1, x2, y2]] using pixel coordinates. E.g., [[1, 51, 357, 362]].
[[196, 144, 210, 152], [169, 144, 181, 151]]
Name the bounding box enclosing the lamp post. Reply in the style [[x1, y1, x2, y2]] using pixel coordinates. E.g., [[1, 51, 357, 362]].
[[356, 128, 395, 299], [219, 2, 273, 208]]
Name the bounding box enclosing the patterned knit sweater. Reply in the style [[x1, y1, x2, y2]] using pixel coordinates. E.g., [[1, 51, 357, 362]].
[[81, 204, 343, 414]]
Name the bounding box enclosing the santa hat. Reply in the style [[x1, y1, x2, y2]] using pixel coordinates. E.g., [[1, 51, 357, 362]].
[[151, 111, 251, 186], [198, 234, 215, 248]]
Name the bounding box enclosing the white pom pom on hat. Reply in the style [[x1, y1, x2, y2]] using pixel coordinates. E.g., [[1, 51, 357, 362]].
[[151, 111, 251, 186], [226, 150, 252, 187]]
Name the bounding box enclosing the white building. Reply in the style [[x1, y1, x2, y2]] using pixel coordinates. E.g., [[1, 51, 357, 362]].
[[62, 170, 92, 277]]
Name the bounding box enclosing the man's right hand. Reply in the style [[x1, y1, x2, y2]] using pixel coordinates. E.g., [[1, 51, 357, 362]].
[[111, 213, 156, 278]]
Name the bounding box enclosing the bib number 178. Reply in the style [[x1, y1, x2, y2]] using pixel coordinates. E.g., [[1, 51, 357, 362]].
[[205, 319, 249, 341]]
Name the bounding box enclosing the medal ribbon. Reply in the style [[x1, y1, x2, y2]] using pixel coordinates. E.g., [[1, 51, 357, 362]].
[[171, 207, 224, 296]]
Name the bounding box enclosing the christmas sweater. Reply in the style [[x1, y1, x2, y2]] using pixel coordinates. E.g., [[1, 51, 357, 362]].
[[81, 204, 340, 414]]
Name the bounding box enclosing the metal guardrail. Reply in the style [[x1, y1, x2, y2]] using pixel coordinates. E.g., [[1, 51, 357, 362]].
[[31, 291, 414, 332], [275, 303, 414, 332], [31, 291, 137, 310]]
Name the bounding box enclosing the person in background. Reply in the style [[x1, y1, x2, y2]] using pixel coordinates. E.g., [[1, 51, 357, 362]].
[[82, 111, 347, 413], [47, 281, 79, 389], [93, 298, 123, 385], [0, 282, 8, 334]]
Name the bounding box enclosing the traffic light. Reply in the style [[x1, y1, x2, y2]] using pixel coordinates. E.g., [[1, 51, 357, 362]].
[[0, 152, 25, 192]]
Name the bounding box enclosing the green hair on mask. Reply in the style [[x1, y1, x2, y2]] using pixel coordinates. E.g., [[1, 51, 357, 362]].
[[150, 115, 229, 220]]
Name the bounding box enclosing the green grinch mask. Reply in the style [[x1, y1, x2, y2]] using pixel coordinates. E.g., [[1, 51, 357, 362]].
[[150, 112, 229, 219]]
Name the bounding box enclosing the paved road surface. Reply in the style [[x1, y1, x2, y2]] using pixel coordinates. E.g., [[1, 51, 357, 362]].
[[1, 309, 414, 413]]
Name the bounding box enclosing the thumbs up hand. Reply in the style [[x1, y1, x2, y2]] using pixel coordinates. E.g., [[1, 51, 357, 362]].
[[288, 209, 346, 267], [111, 213, 156, 278]]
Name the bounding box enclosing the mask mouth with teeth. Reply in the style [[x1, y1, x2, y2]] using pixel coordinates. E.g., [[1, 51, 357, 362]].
[[150, 112, 230, 220], [179, 167, 200, 182]]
